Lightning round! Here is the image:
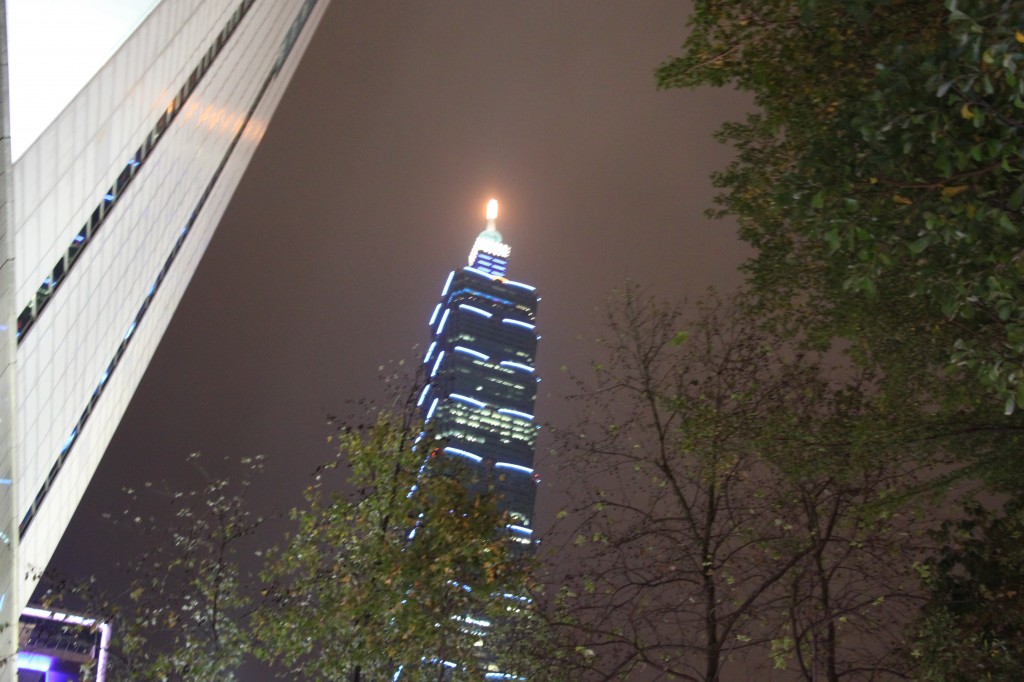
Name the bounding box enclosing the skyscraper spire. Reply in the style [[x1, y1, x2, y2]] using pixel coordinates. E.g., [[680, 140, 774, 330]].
[[469, 198, 511, 275]]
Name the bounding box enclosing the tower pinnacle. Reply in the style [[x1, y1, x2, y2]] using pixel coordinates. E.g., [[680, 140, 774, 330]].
[[469, 198, 511, 274]]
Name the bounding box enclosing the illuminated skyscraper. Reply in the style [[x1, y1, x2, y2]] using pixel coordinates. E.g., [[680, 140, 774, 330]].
[[420, 199, 539, 547], [0, 1, 330, 673]]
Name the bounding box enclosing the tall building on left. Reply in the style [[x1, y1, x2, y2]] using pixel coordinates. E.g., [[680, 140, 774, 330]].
[[0, 0, 331, 672]]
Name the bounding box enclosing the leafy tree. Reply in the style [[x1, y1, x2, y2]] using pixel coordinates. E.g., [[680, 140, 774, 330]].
[[40, 453, 264, 681], [658, 0, 1024, 412], [763, 412, 930, 681], [549, 288, 933, 681], [910, 496, 1024, 680], [253, 411, 537, 681], [39, 407, 541, 681]]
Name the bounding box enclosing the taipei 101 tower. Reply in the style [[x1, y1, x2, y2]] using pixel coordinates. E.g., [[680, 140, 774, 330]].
[[419, 200, 540, 547]]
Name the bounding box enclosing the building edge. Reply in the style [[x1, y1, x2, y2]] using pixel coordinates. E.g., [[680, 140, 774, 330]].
[[14, 0, 333, 606], [0, 3, 331, 674], [0, 2, 19, 678]]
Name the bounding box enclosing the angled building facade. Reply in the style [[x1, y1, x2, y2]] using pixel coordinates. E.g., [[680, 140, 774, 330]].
[[420, 200, 540, 548], [0, 0, 331, 670]]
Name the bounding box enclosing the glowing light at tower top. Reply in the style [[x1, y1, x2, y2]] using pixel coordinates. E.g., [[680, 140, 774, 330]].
[[468, 198, 511, 271]]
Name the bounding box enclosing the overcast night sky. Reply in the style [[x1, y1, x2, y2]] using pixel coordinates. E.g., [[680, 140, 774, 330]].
[[47, 0, 750, 638]]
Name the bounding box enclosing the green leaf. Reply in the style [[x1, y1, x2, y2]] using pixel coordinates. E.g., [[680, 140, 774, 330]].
[[909, 236, 932, 254], [1008, 183, 1024, 211], [824, 228, 841, 253]]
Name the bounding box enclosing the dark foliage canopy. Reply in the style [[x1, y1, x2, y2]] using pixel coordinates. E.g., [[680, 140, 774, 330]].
[[659, 0, 1024, 412]]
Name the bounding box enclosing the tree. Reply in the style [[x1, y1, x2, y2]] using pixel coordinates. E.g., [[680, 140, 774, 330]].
[[658, 0, 1024, 412], [909, 495, 1024, 680], [549, 288, 933, 681], [253, 411, 537, 681], [40, 407, 541, 681], [40, 453, 264, 681], [764, 433, 928, 681]]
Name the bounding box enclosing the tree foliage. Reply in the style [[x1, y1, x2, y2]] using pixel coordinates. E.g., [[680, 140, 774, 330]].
[[549, 288, 936, 681], [659, 0, 1024, 411], [910, 496, 1024, 680], [41, 453, 264, 681], [42, 410, 539, 681], [254, 412, 537, 681]]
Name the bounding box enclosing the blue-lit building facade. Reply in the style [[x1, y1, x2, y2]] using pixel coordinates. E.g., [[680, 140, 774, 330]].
[[419, 201, 539, 548]]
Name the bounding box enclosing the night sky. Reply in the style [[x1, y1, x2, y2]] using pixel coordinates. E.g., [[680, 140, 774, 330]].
[[47, 0, 749, 653]]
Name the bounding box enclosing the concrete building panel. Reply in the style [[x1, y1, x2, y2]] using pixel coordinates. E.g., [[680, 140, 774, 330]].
[[2, 0, 330, 632]]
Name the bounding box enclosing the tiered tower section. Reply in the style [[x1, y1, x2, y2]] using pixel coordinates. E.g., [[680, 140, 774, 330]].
[[420, 200, 539, 546]]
